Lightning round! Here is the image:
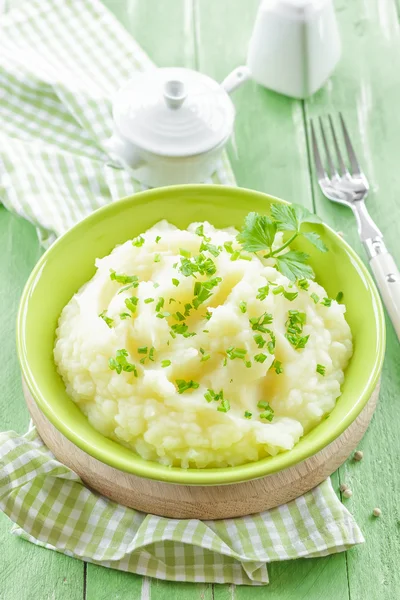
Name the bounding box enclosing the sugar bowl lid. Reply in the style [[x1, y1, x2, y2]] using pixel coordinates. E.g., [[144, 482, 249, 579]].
[[111, 67, 235, 157]]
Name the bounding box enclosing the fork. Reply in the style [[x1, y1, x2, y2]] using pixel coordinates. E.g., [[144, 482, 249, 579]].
[[310, 114, 400, 340]]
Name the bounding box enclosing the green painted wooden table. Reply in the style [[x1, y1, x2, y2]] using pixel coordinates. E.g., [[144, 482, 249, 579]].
[[1, 0, 400, 598]]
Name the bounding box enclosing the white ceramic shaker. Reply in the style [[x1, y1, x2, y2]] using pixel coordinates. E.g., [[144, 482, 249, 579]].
[[247, 0, 341, 99]]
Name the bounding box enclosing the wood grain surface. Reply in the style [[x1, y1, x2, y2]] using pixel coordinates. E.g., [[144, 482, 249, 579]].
[[24, 379, 379, 519], [1, 0, 400, 598]]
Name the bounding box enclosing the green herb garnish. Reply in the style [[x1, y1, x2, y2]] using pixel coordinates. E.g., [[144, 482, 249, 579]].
[[108, 349, 137, 376], [125, 296, 139, 313], [310, 293, 319, 304], [176, 379, 199, 394], [119, 312, 131, 320], [110, 269, 138, 285], [285, 310, 309, 350], [236, 205, 327, 281], [172, 278, 180, 287], [298, 279, 310, 290], [180, 248, 191, 258], [161, 360, 171, 368], [132, 236, 145, 247], [239, 301, 247, 314], [254, 353, 268, 363], [144, 298, 154, 304], [270, 359, 283, 374], [244, 411, 252, 419], [155, 236, 161, 243], [226, 347, 247, 360], [138, 346, 147, 354], [217, 398, 231, 413], [173, 311, 185, 322], [336, 291, 344, 302], [249, 312, 273, 333], [154, 253, 161, 263], [99, 310, 113, 328], [316, 364, 326, 376], [253, 334, 266, 348], [256, 285, 269, 300], [156, 297, 165, 312], [321, 297, 332, 307]]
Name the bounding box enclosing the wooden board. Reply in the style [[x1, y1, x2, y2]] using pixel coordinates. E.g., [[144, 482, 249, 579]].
[[1, 0, 400, 598], [24, 380, 379, 520]]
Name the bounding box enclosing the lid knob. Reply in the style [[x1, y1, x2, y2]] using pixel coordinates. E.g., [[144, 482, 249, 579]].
[[163, 79, 187, 110]]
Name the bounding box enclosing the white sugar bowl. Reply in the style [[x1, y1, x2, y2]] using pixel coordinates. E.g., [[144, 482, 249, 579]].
[[247, 0, 341, 99], [105, 66, 250, 187]]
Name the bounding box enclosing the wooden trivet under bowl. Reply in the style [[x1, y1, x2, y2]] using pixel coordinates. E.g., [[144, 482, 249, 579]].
[[23, 381, 379, 520]]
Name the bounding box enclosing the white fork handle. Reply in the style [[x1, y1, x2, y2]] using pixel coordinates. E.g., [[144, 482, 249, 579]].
[[369, 252, 400, 340]]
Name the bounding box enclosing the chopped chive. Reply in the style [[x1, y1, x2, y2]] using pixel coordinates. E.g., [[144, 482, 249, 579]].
[[179, 248, 191, 258], [172, 278, 180, 287], [223, 357, 227, 366], [310, 292, 319, 304], [119, 312, 131, 320], [144, 298, 154, 304], [244, 411, 252, 419], [270, 360, 283, 374], [224, 241, 234, 254], [298, 279, 310, 290], [272, 285, 284, 295], [176, 379, 199, 394], [195, 224, 205, 237], [217, 398, 231, 413], [283, 290, 298, 301], [245, 360, 252, 368], [153, 283, 160, 288], [169, 298, 176, 304], [161, 360, 171, 368], [256, 285, 269, 301], [321, 297, 332, 307], [156, 297, 165, 312], [173, 311, 185, 321], [125, 296, 139, 313], [132, 236, 145, 247], [226, 347, 247, 360], [155, 236, 161, 243], [154, 253, 161, 263], [336, 291, 344, 302], [184, 303, 192, 316], [138, 346, 148, 354], [316, 364, 326, 376], [200, 353, 211, 362], [110, 269, 138, 286], [108, 349, 137, 376], [239, 301, 247, 314], [149, 347, 155, 361], [254, 353, 268, 363], [99, 310, 114, 328], [156, 311, 171, 319], [253, 334, 266, 348], [230, 250, 241, 261], [249, 312, 273, 333], [260, 408, 274, 422]]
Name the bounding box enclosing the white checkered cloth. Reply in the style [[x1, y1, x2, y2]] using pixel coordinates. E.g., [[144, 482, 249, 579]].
[[0, 0, 363, 585]]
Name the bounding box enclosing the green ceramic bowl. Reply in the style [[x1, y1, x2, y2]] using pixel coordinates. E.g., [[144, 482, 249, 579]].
[[17, 185, 385, 485]]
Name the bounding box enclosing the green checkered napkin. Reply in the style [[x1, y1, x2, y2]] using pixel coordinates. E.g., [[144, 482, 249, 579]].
[[0, 0, 363, 586]]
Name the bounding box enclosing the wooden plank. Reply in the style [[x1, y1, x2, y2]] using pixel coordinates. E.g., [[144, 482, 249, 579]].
[[85, 2, 212, 598], [0, 208, 84, 600], [193, 0, 313, 205], [195, 0, 348, 598], [304, 1, 400, 599]]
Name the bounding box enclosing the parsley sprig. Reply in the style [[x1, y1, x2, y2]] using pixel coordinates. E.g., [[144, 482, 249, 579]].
[[236, 204, 328, 281]]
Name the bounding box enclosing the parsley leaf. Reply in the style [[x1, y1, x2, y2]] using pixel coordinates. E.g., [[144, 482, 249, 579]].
[[271, 203, 322, 232], [275, 250, 314, 282], [236, 212, 277, 252]]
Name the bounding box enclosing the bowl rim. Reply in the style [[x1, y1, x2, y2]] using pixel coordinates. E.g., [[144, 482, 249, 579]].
[[17, 184, 386, 485]]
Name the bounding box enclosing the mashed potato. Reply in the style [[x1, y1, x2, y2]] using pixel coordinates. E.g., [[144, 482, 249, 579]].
[[54, 220, 352, 468]]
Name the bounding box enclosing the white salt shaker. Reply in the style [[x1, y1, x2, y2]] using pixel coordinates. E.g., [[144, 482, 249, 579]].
[[247, 0, 341, 99]]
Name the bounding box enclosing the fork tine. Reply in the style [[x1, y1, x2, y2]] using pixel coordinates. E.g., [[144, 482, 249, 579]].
[[339, 112, 361, 175], [328, 115, 347, 175], [319, 116, 337, 177], [310, 120, 327, 181]]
